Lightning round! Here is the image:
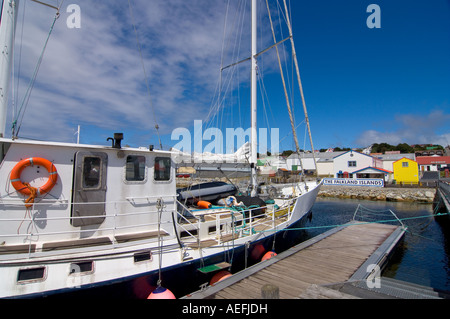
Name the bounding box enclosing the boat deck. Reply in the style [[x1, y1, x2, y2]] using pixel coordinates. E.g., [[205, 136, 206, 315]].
[[183, 221, 412, 299]]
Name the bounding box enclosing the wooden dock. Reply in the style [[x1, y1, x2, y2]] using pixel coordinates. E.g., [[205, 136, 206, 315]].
[[184, 222, 408, 299], [436, 181, 450, 214]]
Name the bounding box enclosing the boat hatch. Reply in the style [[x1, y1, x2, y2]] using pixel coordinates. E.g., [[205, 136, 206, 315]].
[[71, 151, 108, 227]]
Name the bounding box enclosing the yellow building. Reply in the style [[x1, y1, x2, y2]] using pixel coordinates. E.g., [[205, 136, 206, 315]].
[[393, 158, 419, 184]]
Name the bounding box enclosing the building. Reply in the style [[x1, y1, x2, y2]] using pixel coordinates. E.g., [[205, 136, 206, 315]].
[[286, 153, 317, 173], [351, 167, 393, 182], [393, 158, 419, 184], [372, 153, 416, 172], [414, 146, 445, 157], [287, 151, 345, 177], [333, 150, 383, 178], [416, 156, 450, 172]]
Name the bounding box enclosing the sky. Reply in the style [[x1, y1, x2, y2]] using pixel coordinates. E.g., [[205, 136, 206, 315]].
[[5, 0, 450, 153]]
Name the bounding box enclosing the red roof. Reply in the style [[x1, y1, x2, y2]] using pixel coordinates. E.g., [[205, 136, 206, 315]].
[[416, 156, 450, 165]]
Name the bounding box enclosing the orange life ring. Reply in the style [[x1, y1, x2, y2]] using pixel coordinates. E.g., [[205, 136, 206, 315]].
[[10, 157, 58, 196]]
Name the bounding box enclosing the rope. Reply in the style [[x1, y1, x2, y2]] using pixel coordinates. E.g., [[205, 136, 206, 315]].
[[257, 211, 450, 234], [265, 0, 308, 186], [23, 183, 38, 209], [16, 183, 38, 234], [156, 198, 165, 288]]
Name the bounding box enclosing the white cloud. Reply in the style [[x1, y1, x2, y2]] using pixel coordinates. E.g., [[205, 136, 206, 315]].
[[356, 110, 450, 147], [5, 0, 292, 148], [6, 0, 240, 145]]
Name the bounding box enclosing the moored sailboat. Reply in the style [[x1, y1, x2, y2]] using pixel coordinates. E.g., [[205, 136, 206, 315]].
[[0, 0, 321, 298]]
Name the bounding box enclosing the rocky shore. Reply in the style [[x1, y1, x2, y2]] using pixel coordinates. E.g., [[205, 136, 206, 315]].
[[318, 186, 436, 203]]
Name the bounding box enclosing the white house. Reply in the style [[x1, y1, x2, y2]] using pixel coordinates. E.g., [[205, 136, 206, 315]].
[[287, 151, 345, 176], [333, 150, 383, 178], [286, 153, 317, 172]]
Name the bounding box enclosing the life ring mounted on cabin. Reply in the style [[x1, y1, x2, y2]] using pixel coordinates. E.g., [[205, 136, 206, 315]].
[[10, 157, 58, 197]]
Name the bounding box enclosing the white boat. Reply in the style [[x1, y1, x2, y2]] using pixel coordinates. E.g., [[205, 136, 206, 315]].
[[0, 0, 322, 298]]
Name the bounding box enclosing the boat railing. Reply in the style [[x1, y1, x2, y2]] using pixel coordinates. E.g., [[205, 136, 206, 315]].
[[214, 202, 293, 242], [0, 193, 298, 258], [0, 195, 179, 258], [174, 200, 201, 243]]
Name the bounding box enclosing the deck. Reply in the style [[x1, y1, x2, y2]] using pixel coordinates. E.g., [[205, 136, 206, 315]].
[[184, 221, 410, 299]]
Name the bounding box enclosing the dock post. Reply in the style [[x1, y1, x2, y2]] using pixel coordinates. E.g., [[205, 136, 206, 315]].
[[261, 284, 279, 299]]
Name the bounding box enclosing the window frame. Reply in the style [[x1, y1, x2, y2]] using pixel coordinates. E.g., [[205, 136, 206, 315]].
[[154, 157, 172, 182], [81, 156, 103, 190], [125, 155, 147, 183], [348, 161, 357, 168]]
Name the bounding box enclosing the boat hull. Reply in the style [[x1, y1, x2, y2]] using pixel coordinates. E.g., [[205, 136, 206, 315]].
[[2, 182, 321, 299]]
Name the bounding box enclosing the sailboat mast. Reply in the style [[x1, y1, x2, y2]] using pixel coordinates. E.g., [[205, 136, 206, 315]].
[[250, 0, 258, 196], [0, 0, 19, 137], [282, 0, 318, 174]]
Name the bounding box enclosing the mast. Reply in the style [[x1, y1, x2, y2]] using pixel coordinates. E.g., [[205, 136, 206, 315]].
[[282, 0, 318, 175], [250, 0, 258, 196], [0, 0, 19, 137]]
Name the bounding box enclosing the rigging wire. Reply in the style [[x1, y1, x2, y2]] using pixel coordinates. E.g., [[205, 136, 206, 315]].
[[12, 1, 64, 139], [206, 0, 247, 127], [12, 0, 28, 128], [127, 0, 162, 150]]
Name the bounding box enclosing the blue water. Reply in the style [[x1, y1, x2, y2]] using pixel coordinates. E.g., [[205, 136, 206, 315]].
[[306, 198, 450, 293]]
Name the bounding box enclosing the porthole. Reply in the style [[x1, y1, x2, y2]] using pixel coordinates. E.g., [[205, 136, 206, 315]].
[[134, 251, 152, 263], [17, 267, 46, 283], [70, 261, 94, 275]]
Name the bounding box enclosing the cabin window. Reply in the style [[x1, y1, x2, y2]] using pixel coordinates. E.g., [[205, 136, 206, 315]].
[[126, 156, 146, 181], [154, 157, 171, 181], [17, 267, 46, 283], [134, 251, 152, 263], [70, 261, 94, 275], [82, 157, 102, 188]]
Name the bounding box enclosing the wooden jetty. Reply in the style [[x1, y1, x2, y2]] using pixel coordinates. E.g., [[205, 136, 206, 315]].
[[436, 181, 450, 215], [184, 222, 410, 299]]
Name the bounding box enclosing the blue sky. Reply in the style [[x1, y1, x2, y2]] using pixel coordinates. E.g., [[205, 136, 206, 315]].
[[6, 0, 450, 153]]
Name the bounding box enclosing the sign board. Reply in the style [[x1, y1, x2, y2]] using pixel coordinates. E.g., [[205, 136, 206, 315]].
[[323, 178, 384, 187]]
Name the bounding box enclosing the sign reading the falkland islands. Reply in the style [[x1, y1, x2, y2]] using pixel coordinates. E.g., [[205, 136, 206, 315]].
[[324, 178, 384, 187]]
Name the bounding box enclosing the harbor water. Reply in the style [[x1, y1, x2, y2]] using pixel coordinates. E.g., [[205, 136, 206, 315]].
[[307, 197, 450, 293]]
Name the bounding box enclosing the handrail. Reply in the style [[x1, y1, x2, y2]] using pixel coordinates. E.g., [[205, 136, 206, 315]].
[[0, 194, 301, 258], [0, 196, 179, 255], [174, 200, 200, 243]]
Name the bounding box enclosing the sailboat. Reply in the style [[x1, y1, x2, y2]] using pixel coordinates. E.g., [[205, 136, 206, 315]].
[[0, 0, 322, 298]]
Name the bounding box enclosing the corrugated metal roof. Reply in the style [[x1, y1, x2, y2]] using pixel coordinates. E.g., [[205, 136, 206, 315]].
[[416, 156, 450, 165]]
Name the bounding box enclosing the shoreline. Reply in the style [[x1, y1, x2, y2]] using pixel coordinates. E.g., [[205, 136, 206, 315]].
[[318, 185, 436, 203]]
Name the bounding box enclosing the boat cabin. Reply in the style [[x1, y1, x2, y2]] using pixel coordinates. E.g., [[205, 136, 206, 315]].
[[0, 135, 177, 253]]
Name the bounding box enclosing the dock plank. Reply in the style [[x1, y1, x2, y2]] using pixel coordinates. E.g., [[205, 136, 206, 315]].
[[184, 222, 405, 299]]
